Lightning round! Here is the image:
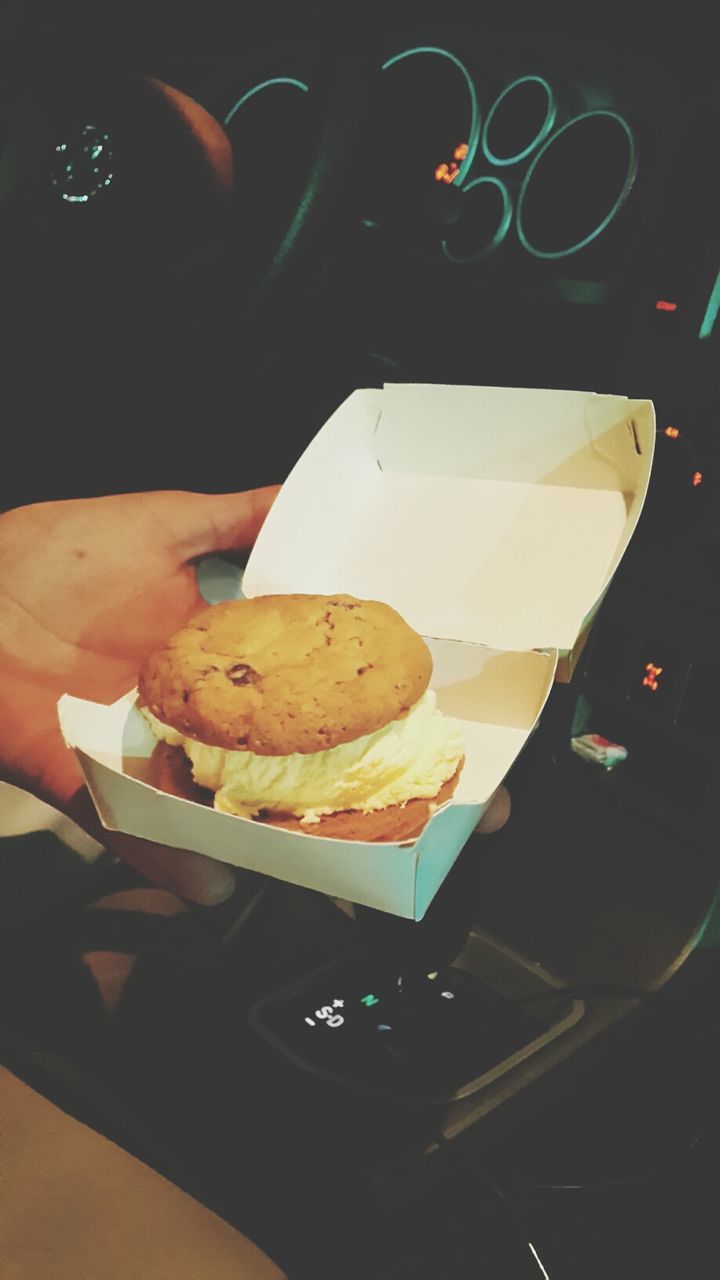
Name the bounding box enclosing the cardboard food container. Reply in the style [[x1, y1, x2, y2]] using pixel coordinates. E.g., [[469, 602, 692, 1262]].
[[58, 384, 655, 920]]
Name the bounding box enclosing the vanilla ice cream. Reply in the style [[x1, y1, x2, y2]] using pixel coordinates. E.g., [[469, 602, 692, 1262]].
[[142, 690, 463, 823]]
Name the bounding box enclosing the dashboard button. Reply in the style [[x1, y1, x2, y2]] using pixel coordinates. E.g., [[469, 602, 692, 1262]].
[[627, 641, 691, 723]]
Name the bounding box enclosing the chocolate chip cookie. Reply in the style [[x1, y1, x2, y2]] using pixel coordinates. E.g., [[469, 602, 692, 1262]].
[[138, 594, 433, 755]]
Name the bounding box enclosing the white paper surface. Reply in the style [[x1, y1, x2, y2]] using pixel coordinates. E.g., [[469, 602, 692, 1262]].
[[57, 383, 654, 919], [57, 643, 554, 921], [244, 384, 655, 651]]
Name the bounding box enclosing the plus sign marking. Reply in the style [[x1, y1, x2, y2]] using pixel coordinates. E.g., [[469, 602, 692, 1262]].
[[306, 1000, 345, 1029]]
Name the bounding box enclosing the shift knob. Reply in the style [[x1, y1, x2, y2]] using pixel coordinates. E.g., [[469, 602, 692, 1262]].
[[353, 854, 476, 991]]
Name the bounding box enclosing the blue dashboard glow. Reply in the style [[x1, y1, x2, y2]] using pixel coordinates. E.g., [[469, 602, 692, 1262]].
[[441, 175, 513, 264], [699, 268, 720, 340], [381, 46, 480, 188], [481, 75, 557, 167], [516, 110, 636, 260], [224, 77, 309, 126]]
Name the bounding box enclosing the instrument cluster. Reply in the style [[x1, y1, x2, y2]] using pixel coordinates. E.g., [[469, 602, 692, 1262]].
[[1, 26, 718, 536], [199, 38, 673, 283], [195, 33, 719, 379]]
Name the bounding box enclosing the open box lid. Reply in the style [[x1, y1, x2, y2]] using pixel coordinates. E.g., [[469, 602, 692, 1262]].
[[243, 384, 655, 653]]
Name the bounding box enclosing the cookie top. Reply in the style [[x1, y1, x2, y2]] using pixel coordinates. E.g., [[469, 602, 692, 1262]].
[[138, 594, 433, 755]]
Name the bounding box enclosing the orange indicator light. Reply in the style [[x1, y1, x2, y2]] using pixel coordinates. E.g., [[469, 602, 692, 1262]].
[[664, 426, 680, 439], [692, 470, 703, 486], [435, 142, 468, 183], [655, 300, 678, 312], [642, 662, 663, 692]]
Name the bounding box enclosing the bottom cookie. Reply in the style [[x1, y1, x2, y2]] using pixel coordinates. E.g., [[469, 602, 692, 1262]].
[[151, 742, 463, 843]]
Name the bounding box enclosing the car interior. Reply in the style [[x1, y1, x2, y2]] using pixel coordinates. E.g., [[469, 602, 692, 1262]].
[[2, 6, 720, 1277]]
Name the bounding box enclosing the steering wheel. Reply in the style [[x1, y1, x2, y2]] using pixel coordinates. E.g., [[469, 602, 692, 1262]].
[[0, 29, 381, 502], [227, 36, 381, 357]]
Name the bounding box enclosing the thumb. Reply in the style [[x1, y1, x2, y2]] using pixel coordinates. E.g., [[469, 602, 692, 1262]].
[[474, 785, 511, 835], [104, 830, 237, 907], [144, 485, 281, 560]]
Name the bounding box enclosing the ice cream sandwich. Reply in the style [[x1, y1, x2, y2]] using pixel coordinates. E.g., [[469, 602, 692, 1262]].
[[138, 594, 464, 842]]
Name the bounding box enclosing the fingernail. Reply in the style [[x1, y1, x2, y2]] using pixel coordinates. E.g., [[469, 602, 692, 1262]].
[[195, 866, 237, 906]]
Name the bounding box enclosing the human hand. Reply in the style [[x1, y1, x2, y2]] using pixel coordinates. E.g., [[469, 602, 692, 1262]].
[[0, 488, 509, 904], [0, 488, 278, 904]]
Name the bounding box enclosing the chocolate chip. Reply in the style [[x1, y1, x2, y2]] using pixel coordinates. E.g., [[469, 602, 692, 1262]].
[[226, 663, 260, 685]]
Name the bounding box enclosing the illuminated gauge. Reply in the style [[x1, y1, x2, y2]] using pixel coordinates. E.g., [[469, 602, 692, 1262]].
[[516, 110, 636, 260], [50, 123, 113, 202], [223, 77, 310, 181], [364, 46, 479, 220], [441, 176, 512, 264], [224, 76, 309, 128], [223, 77, 313, 245], [482, 75, 557, 167]]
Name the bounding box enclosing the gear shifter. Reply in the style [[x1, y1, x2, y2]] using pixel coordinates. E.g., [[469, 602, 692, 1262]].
[[249, 852, 546, 1104], [353, 852, 477, 991]]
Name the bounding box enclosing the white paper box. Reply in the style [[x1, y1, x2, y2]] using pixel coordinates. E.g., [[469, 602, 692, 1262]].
[[58, 384, 655, 920]]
